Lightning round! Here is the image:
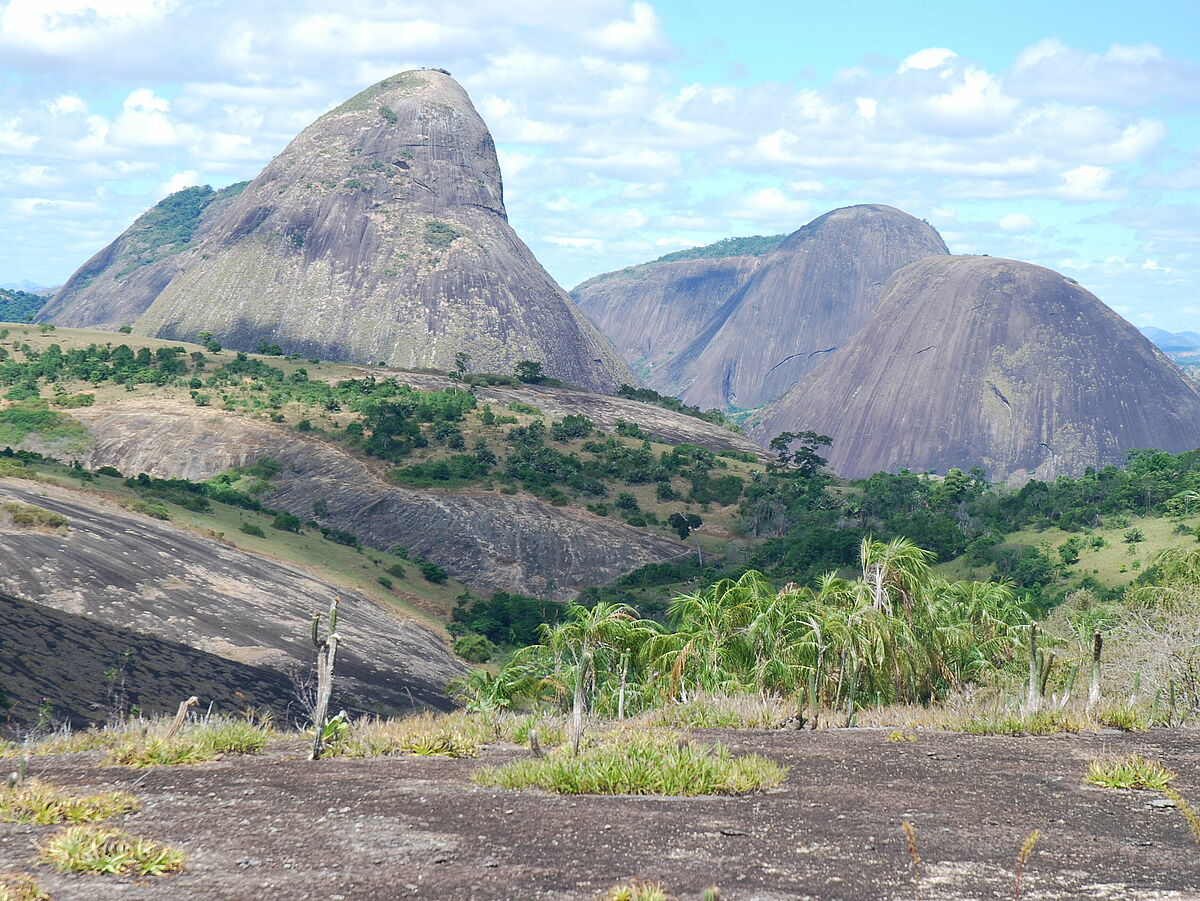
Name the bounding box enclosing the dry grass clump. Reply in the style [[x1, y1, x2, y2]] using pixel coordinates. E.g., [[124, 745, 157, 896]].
[[0, 872, 48, 901], [473, 730, 787, 796], [1, 728, 128, 759], [36, 824, 184, 877], [0, 501, 67, 531], [331, 710, 487, 758], [328, 710, 566, 759], [1085, 754, 1175, 791], [106, 719, 272, 767], [0, 779, 138, 824], [600, 880, 673, 901], [950, 710, 1085, 736], [644, 692, 792, 729]]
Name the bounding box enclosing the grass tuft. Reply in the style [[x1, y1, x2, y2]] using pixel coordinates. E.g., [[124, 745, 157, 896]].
[[600, 879, 673, 901], [953, 710, 1082, 736], [644, 692, 791, 729], [0, 779, 138, 824], [36, 824, 185, 876], [107, 719, 272, 767], [1086, 754, 1174, 791], [473, 730, 787, 795], [331, 711, 485, 759], [1095, 703, 1148, 732], [0, 873, 48, 901]]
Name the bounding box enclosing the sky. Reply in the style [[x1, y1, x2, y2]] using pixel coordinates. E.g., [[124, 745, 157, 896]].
[[0, 0, 1197, 330]]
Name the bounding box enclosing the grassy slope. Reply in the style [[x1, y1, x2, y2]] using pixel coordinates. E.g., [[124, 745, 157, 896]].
[[2, 323, 759, 544], [936, 512, 1199, 591], [28, 463, 465, 631]]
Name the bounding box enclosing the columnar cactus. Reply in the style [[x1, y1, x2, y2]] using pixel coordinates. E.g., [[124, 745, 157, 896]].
[[309, 597, 341, 760]]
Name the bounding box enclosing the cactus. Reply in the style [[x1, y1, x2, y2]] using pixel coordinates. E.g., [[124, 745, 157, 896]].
[[308, 597, 342, 761]]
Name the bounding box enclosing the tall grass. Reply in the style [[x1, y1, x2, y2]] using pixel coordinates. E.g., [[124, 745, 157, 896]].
[[474, 540, 1029, 721], [106, 718, 272, 767], [473, 731, 787, 795]]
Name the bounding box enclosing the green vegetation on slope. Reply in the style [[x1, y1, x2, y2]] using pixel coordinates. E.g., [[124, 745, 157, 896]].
[[651, 234, 787, 264], [115, 182, 248, 279], [0, 289, 47, 323]]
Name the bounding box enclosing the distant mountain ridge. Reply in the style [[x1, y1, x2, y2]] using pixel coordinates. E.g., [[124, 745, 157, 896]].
[[1140, 326, 1200, 351], [39, 70, 632, 394]]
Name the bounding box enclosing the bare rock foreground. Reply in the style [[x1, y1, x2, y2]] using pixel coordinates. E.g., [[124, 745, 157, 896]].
[[2, 729, 1196, 900]]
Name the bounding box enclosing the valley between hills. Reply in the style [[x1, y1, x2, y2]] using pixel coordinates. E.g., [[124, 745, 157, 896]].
[[3, 66, 1200, 901]]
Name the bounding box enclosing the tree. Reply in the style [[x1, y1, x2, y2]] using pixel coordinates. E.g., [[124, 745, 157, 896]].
[[768, 431, 832, 478], [668, 511, 702, 540], [453, 351, 471, 380], [514, 360, 545, 383]]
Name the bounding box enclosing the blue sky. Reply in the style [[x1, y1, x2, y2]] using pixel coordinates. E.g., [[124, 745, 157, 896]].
[[0, 0, 1197, 329]]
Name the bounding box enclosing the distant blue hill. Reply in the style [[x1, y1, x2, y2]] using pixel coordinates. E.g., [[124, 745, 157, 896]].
[[1140, 326, 1200, 352]]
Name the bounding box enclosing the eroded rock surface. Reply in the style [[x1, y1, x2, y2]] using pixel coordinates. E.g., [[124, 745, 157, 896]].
[[68, 402, 690, 598], [0, 480, 462, 719]]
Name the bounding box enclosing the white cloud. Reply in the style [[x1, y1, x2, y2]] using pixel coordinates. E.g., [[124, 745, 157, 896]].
[[728, 188, 812, 226], [899, 47, 957, 72], [0, 0, 176, 55], [1056, 165, 1124, 202], [1010, 38, 1200, 106], [998, 213, 1036, 233], [589, 2, 665, 55], [855, 97, 877, 121], [154, 169, 198, 199], [47, 94, 86, 115]]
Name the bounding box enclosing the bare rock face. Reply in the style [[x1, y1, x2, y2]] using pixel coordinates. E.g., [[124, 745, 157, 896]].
[[0, 479, 463, 721], [574, 206, 948, 411], [36, 183, 246, 329], [573, 253, 769, 387], [663, 205, 949, 410], [750, 256, 1200, 480], [40, 71, 632, 393], [67, 402, 690, 599]]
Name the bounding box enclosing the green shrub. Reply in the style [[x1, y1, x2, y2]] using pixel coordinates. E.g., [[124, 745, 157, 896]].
[[271, 511, 301, 532], [424, 220, 460, 247], [239, 522, 265, 538], [420, 561, 448, 583], [453, 634, 496, 663]]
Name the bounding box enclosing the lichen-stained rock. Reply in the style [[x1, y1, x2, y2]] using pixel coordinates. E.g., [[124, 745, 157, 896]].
[[41, 71, 632, 394], [750, 256, 1200, 481], [0, 480, 463, 718], [67, 402, 690, 599]]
